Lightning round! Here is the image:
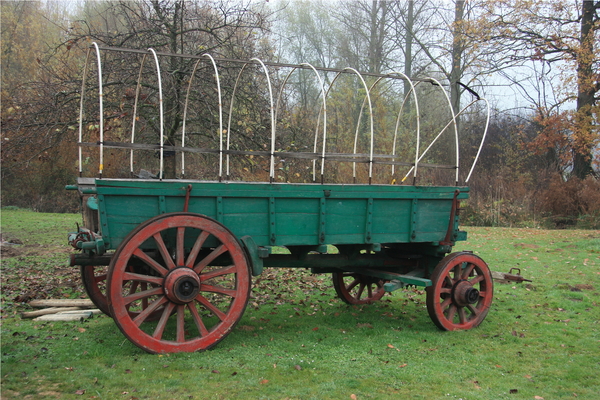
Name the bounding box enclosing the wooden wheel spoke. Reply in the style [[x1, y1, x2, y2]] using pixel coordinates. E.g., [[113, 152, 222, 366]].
[[446, 304, 457, 322], [193, 244, 227, 274], [452, 264, 460, 280], [128, 280, 139, 295], [153, 232, 176, 270], [200, 283, 237, 297], [153, 302, 177, 340], [200, 265, 236, 281], [123, 286, 164, 306], [356, 283, 366, 299], [367, 284, 373, 298], [440, 296, 452, 310], [133, 296, 168, 326], [176, 227, 186, 267], [440, 287, 452, 295], [462, 263, 475, 279], [133, 248, 168, 276], [346, 278, 360, 292], [185, 231, 210, 268], [187, 302, 209, 337], [195, 295, 227, 321], [444, 275, 454, 287], [94, 273, 107, 283], [141, 282, 149, 309], [122, 272, 164, 286], [469, 275, 484, 285], [176, 305, 186, 343], [467, 304, 478, 316], [458, 307, 467, 324]]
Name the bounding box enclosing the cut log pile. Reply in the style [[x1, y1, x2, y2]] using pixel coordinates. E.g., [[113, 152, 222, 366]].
[[23, 299, 103, 321]]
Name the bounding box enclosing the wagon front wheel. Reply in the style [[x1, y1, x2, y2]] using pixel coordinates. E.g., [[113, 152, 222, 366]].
[[107, 213, 251, 354], [332, 272, 386, 305], [426, 252, 493, 331]]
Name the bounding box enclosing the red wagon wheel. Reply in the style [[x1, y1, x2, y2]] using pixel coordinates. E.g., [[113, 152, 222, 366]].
[[81, 265, 110, 315], [426, 252, 493, 331], [332, 272, 386, 305], [107, 212, 251, 354], [81, 265, 164, 320]]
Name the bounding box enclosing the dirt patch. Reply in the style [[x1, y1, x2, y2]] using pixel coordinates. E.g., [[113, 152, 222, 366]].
[[0, 243, 24, 257], [573, 284, 594, 291]]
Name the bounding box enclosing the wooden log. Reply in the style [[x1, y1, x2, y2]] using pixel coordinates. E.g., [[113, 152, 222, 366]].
[[21, 307, 82, 319], [33, 311, 94, 322], [28, 299, 95, 308]]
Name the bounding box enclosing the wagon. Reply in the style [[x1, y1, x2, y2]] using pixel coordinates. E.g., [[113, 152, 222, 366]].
[[67, 44, 492, 354]]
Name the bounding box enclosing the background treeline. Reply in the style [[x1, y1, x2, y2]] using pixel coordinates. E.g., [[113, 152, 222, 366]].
[[1, 0, 599, 228]]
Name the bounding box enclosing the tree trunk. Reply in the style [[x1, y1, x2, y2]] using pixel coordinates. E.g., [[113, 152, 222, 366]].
[[572, 0, 597, 180], [449, 0, 465, 116], [403, 0, 414, 106]]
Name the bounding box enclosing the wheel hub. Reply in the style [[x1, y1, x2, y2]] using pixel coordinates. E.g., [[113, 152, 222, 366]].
[[164, 267, 201, 304], [452, 280, 480, 307]]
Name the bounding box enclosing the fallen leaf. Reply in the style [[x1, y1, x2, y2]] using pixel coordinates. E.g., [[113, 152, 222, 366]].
[[350, 395, 357, 400], [387, 344, 395, 349], [238, 325, 255, 331], [509, 389, 518, 394], [211, 370, 219, 374], [294, 365, 302, 371], [534, 396, 544, 400], [75, 389, 86, 395], [77, 328, 86, 333], [398, 363, 407, 368], [260, 379, 269, 384]]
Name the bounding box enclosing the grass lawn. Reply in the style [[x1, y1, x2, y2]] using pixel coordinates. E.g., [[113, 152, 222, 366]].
[[1, 209, 599, 399]]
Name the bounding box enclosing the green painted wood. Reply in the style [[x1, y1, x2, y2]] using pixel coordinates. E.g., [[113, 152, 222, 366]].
[[92, 179, 469, 250]]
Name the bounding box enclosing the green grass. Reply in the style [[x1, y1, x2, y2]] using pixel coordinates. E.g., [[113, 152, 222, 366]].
[[1, 209, 599, 399]]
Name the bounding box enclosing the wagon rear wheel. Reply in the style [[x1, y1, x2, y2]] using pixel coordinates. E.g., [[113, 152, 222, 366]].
[[426, 252, 493, 331], [107, 213, 251, 354], [81, 265, 110, 315], [332, 272, 386, 305]]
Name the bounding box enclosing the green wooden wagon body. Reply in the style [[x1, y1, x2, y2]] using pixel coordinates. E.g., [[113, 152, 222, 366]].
[[92, 179, 468, 251]]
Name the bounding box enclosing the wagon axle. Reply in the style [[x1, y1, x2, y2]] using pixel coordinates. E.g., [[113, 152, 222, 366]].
[[453, 279, 480, 307], [163, 267, 201, 304]]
